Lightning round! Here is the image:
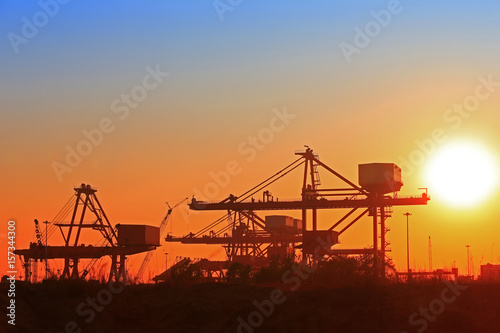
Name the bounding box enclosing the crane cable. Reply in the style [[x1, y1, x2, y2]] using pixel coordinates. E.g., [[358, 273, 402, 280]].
[[191, 157, 305, 238]]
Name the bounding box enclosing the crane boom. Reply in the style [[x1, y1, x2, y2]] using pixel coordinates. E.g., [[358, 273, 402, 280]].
[[135, 197, 188, 282]]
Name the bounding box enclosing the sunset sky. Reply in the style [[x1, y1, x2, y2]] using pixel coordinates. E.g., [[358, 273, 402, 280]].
[[2, 1, 500, 280]]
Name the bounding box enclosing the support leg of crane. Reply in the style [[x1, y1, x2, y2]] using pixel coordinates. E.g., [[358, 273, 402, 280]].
[[301, 207, 307, 265], [109, 254, 118, 282], [62, 257, 71, 278], [119, 255, 127, 284], [312, 209, 317, 231], [109, 254, 127, 283], [71, 258, 80, 279], [22, 257, 30, 282], [24, 258, 32, 283]]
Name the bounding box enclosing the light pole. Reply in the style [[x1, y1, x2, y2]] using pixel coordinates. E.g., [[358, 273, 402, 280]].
[[492, 243, 495, 263], [165, 252, 168, 271], [403, 212, 412, 278], [466, 245, 470, 277], [43, 221, 50, 280]]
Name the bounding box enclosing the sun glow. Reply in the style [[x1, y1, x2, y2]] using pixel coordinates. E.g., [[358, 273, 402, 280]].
[[424, 141, 499, 208]]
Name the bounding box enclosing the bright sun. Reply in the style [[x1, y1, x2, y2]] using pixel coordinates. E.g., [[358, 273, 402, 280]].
[[424, 141, 499, 208]]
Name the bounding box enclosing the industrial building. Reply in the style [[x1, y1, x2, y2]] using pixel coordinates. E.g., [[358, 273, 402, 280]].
[[481, 264, 500, 282]]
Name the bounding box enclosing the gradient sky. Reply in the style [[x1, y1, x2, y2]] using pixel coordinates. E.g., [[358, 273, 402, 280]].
[[2, 1, 500, 280]]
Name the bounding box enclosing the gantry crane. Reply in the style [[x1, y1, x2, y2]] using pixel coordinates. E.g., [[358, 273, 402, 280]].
[[165, 147, 430, 279], [135, 197, 188, 282], [29, 219, 55, 282], [16, 184, 159, 282]]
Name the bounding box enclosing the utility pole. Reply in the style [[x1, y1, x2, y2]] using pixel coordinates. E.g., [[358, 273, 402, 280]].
[[492, 243, 495, 263], [403, 212, 412, 279], [43, 221, 50, 280], [466, 245, 470, 277], [428, 236, 432, 272], [165, 252, 168, 271]]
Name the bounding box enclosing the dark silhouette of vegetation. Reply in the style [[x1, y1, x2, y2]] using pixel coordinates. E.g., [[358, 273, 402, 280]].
[[166, 254, 397, 288], [310, 254, 396, 288], [4, 277, 500, 333], [254, 255, 295, 285], [226, 262, 251, 284]]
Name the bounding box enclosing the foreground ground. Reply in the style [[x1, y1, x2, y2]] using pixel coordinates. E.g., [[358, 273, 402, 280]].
[[1, 280, 499, 333]]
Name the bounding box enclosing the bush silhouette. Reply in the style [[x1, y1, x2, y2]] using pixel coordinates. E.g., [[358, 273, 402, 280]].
[[254, 255, 295, 284], [226, 262, 252, 284]]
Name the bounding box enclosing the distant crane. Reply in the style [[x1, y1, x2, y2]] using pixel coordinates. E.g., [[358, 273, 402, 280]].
[[32, 219, 54, 281], [81, 226, 118, 279], [32, 219, 42, 282], [135, 197, 188, 282]]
